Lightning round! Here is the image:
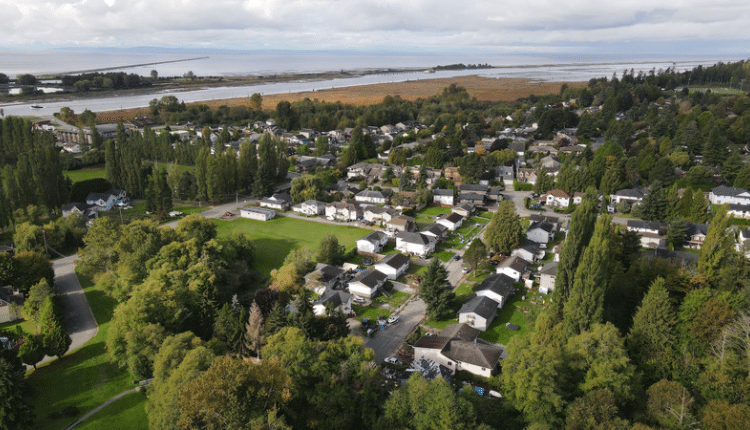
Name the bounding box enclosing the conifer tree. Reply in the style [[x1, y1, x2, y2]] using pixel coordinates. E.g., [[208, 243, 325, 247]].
[[562, 214, 616, 336], [484, 200, 523, 255], [550, 187, 598, 321], [627, 277, 677, 383], [697, 206, 742, 291]]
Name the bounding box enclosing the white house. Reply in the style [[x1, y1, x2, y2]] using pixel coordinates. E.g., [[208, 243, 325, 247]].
[[293, 200, 326, 216], [685, 222, 709, 250], [0, 287, 23, 324], [356, 231, 388, 254], [511, 241, 545, 263], [325, 201, 361, 221], [452, 202, 476, 218], [728, 204, 750, 220], [495, 165, 514, 186], [433, 189, 456, 206], [304, 263, 346, 294], [412, 323, 504, 378], [541, 189, 570, 208], [312, 289, 352, 317], [420, 224, 448, 241], [348, 270, 388, 298], [355, 189, 392, 205], [363, 207, 398, 224], [386, 215, 416, 233], [475, 273, 515, 308], [496, 256, 530, 282], [260, 192, 292, 210], [373, 253, 410, 279], [86, 189, 128, 211], [709, 185, 750, 206], [436, 212, 464, 231], [61, 202, 97, 220], [458, 296, 499, 331], [526, 221, 555, 244], [538, 262, 558, 294], [396, 232, 436, 258], [240, 206, 276, 221], [610, 188, 645, 205]]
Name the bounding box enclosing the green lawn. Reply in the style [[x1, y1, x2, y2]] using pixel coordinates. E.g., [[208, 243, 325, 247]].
[[75, 391, 149, 430], [419, 206, 452, 216], [468, 216, 489, 225], [478, 288, 548, 345], [373, 291, 410, 308], [433, 248, 455, 262], [352, 304, 392, 322], [0, 317, 37, 337], [64, 167, 107, 183], [213, 217, 370, 275], [424, 284, 474, 329], [26, 272, 135, 430]]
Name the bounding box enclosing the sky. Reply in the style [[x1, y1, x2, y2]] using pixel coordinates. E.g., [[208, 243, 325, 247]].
[[2, 0, 750, 57]]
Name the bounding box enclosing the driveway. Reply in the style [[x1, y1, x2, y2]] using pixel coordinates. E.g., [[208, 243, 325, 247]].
[[32, 255, 98, 368], [365, 297, 426, 363]]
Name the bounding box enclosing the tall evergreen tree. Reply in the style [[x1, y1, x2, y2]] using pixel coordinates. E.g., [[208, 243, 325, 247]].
[[697, 206, 743, 291], [419, 258, 453, 320], [703, 127, 728, 167], [562, 214, 616, 336], [550, 187, 599, 321], [627, 277, 677, 384], [0, 356, 35, 430], [484, 200, 524, 255], [253, 134, 276, 197], [238, 140, 257, 192]]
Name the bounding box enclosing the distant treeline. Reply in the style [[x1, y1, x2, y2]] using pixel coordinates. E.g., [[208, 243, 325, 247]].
[[433, 63, 492, 71], [60, 72, 150, 92]]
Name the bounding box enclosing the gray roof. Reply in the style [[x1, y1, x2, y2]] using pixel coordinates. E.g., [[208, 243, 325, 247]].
[[539, 261, 558, 276], [441, 340, 503, 369], [398, 232, 432, 245], [271, 192, 292, 203], [476, 273, 515, 298], [712, 185, 750, 197], [358, 231, 387, 244], [500, 256, 530, 273], [459, 295, 499, 320], [528, 214, 560, 225], [315, 289, 351, 308], [460, 193, 485, 202], [615, 188, 645, 198], [685, 222, 709, 237], [439, 212, 464, 224], [63, 202, 92, 212], [528, 221, 554, 233], [350, 270, 387, 288], [317, 264, 345, 283], [421, 224, 448, 236], [460, 184, 489, 193], [356, 189, 392, 199], [376, 253, 410, 270], [433, 188, 455, 196]]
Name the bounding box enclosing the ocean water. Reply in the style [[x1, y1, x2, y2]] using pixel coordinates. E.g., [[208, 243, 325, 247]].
[[0, 50, 743, 117]]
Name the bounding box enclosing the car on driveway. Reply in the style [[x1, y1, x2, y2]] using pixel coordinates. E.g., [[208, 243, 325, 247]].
[[384, 357, 399, 364], [453, 255, 461, 261], [387, 314, 400, 324]]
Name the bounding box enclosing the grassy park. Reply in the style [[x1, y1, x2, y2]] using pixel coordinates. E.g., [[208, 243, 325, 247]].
[[213, 216, 370, 274]]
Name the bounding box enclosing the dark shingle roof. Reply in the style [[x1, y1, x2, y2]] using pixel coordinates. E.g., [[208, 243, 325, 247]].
[[528, 221, 553, 233], [433, 188, 455, 196], [459, 296, 499, 320], [420, 224, 448, 236], [475, 273, 515, 298], [376, 253, 410, 270], [398, 232, 432, 245], [441, 340, 503, 369], [439, 212, 464, 224], [350, 270, 387, 288], [359, 231, 387, 244], [711, 185, 750, 197], [315, 289, 351, 308]]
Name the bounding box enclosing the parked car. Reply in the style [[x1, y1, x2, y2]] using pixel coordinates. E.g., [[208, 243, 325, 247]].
[[384, 357, 399, 364], [353, 297, 366, 304], [387, 315, 400, 324], [169, 210, 183, 217], [453, 255, 461, 261]]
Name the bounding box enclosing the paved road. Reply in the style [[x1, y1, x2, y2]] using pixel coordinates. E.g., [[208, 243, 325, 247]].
[[33, 255, 99, 368], [366, 297, 426, 363]]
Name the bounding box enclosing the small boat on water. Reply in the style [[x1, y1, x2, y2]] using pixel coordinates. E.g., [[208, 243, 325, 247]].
[[30, 105, 43, 109]]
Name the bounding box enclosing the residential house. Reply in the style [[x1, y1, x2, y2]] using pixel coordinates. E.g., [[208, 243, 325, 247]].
[[293, 200, 327, 216], [538, 262, 558, 294], [511, 240, 545, 263], [496, 256, 530, 282], [387, 215, 416, 233], [86, 189, 128, 211], [433, 189, 456, 206], [396, 232, 436, 258], [460, 192, 485, 206], [541, 189, 571, 208], [326, 180, 359, 197], [610, 188, 646, 205], [508, 140, 526, 156], [325, 200, 362, 221], [240, 207, 276, 221], [62, 202, 97, 220], [444, 166, 462, 185], [528, 214, 560, 231], [737, 229, 750, 258], [627, 220, 668, 248], [495, 165, 515, 187], [459, 184, 489, 196], [487, 187, 504, 202], [304, 263, 346, 294], [355, 189, 392, 205], [526, 221, 555, 245], [516, 168, 537, 185], [475, 273, 516, 308], [709, 185, 750, 206], [363, 206, 398, 224], [452, 202, 476, 218], [420, 224, 449, 241], [348, 270, 388, 298], [727, 204, 750, 219], [539, 155, 561, 170], [436, 212, 464, 231], [260, 192, 292, 211], [685, 222, 709, 250], [373, 253, 410, 279], [458, 296, 499, 331], [0, 286, 23, 324], [356, 231, 388, 254], [312, 289, 352, 317], [413, 323, 504, 378], [572, 192, 584, 205]]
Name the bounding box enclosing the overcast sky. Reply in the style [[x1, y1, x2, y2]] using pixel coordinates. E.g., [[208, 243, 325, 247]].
[[2, 0, 749, 56]]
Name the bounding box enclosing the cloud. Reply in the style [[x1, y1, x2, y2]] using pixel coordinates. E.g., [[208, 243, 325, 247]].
[[1, 0, 749, 54]]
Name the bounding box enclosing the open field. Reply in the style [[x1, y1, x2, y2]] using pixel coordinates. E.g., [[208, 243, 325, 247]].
[[213, 217, 370, 274], [74, 391, 149, 430], [64, 167, 107, 183], [95, 76, 583, 122], [26, 272, 135, 430]]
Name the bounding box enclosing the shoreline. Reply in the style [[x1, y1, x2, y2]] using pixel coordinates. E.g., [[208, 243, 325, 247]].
[[93, 75, 583, 123]]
